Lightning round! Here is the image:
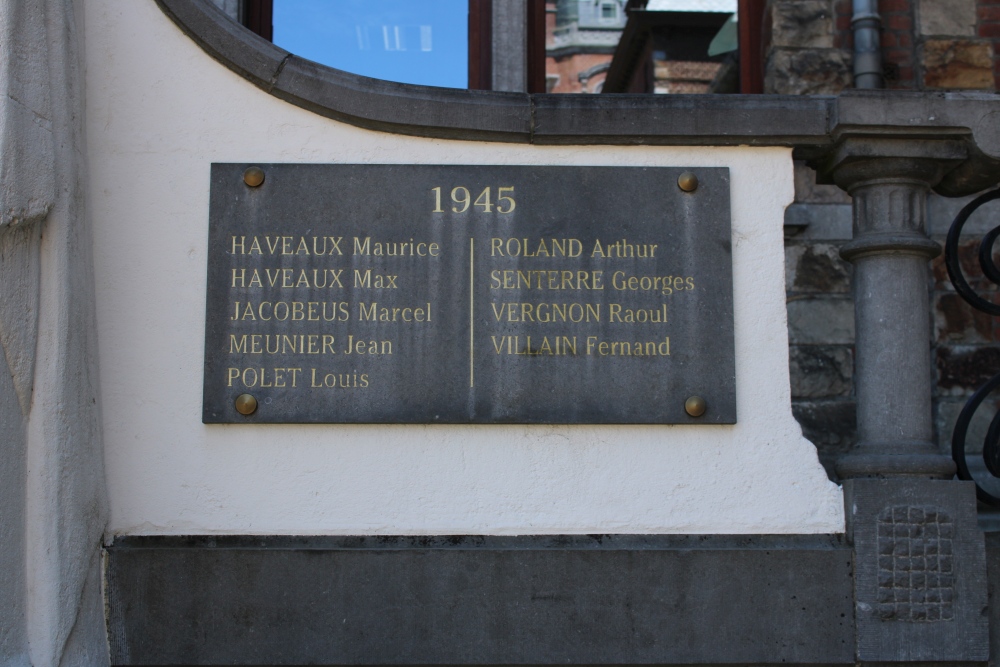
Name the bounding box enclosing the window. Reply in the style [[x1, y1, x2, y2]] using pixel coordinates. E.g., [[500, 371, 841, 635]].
[[233, 0, 759, 94], [271, 0, 469, 88]]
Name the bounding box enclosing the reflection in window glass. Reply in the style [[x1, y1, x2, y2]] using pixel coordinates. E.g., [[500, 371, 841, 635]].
[[273, 1, 468, 88]]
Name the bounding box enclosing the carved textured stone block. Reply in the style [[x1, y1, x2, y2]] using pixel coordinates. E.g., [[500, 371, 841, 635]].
[[844, 479, 988, 663], [875, 506, 955, 622]]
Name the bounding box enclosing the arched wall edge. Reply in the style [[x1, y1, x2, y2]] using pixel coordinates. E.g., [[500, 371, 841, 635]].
[[155, 0, 836, 146]]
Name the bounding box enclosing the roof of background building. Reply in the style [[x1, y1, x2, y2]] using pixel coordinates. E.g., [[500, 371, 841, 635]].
[[645, 0, 736, 12]]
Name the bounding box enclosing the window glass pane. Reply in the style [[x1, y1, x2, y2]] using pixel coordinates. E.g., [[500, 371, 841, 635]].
[[273, 0, 468, 88]]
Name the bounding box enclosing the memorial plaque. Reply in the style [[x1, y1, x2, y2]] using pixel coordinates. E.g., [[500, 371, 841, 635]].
[[203, 164, 735, 424]]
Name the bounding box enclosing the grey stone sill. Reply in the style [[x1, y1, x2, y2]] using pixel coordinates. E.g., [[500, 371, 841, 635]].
[[107, 533, 848, 550]]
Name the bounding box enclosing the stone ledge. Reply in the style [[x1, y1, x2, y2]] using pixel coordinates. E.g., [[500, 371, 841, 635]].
[[106, 534, 854, 666]]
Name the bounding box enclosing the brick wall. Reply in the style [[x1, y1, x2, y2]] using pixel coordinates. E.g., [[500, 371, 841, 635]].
[[979, 0, 1000, 89], [823, 0, 994, 91], [881, 0, 918, 88]]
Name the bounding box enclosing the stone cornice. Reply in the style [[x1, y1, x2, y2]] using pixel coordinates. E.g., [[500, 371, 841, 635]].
[[157, 0, 1000, 195]]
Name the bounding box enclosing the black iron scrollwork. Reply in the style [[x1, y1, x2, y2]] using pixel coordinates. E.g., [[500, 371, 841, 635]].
[[946, 188, 1000, 506]]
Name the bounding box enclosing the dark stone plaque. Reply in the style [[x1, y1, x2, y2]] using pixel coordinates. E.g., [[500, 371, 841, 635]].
[[203, 164, 734, 423]]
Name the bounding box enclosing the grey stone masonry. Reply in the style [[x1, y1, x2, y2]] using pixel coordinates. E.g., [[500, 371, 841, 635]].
[[845, 479, 987, 663], [918, 0, 977, 37], [764, 0, 852, 94]]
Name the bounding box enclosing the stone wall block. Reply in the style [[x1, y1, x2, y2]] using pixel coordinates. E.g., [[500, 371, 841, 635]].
[[793, 161, 851, 205], [769, 0, 835, 49], [789, 345, 853, 398], [918, 0, 976, 36], [764, 49, 852, 94], [786, 296, 855, 344], [792, 400, 857, 478], [921, 38, 994, 89], [936, 397, 997, 454], [934, 292, 996, 343], [935, 344, 1000, 395], [930, 235, 1000, 292], [785, 242, 852, 293]]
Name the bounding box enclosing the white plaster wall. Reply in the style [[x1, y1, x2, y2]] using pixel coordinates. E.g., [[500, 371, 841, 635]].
[[86, 0, 844, 535]]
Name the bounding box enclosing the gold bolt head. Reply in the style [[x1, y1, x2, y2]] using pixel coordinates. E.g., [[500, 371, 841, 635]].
[[685, 395, 707, 417], [235, 393, 258, 416], [677, 172, 698, 192], [243, 166, 265, 187]]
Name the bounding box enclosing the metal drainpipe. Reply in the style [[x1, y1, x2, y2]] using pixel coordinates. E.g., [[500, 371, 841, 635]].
[[852, 0, 883, 88]]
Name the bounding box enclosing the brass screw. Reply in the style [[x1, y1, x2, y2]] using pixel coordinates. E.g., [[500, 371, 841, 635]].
[[235, 393, 258, 416], [685, 395, 707, 417], [677, 171, 698, 192], [243, 166, 265, 187]]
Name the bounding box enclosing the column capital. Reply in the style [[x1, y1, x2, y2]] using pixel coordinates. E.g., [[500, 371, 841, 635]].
[[813, 135, 968, 192]]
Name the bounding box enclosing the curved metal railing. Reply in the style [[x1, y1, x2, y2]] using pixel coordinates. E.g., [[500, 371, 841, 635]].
[[946, 188, 1000, 505]]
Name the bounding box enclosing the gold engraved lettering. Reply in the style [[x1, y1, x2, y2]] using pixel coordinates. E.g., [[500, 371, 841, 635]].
[[490, 269, 603, 290], [611, 271, 695, 296], [590, 239, 658, 259], [357, 302, 431, 323], [226, 367, 302, 388], [490, 302, 600, 323], [309, 369, 370, 388], [585, 336, 671, 356], [451, 187, 470, 213], [353, 270, 398, 289], [343, 335, 393, 355], [490, 335, 578, 356], [236, 268, 343, 289], [229, 334, 340, 355], [231, 301, 350, 322], [431, 186, 515, 213], [490, 238, 583, 258], [496, 187, 515, 213], [353, 236, 440, 257], [608, 303, 667, 324], [231, 236, 343, 256]]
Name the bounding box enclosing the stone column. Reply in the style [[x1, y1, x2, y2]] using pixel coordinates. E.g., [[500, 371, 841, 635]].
[[823, 139, 964, 480], [817, 137, 988, 666]]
